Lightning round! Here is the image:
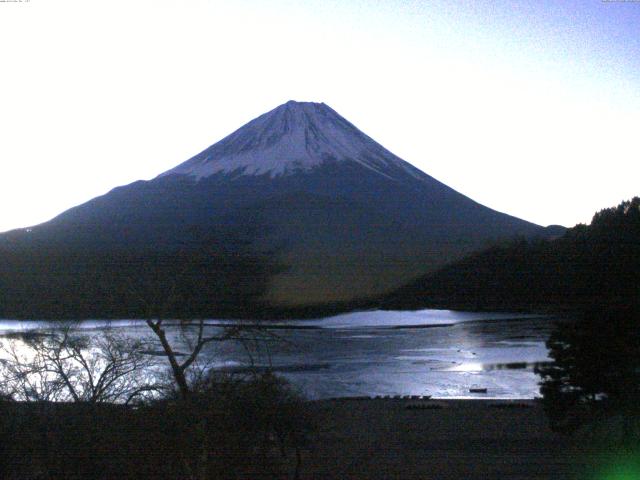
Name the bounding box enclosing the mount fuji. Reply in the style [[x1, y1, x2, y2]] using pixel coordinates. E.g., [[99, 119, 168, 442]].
[[0, 101, 560, 317]]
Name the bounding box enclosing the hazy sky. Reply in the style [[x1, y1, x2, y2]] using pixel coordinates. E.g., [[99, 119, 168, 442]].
[[1, 0, 639, 232]]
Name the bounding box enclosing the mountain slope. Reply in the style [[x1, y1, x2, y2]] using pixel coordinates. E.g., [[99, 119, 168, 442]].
[[160, 100, 425, 180], [0, 101, 559, 315]]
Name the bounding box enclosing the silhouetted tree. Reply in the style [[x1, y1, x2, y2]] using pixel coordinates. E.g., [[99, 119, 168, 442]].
[[143, 318, 264, 399], [536, 303, 640, 438], [150, 370, 312, 480], [535, 198, 640, 437], [0, 326, 159, 404]]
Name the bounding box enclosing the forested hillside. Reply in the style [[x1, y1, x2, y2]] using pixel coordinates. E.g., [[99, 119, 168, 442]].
[[384, 197, 640, 312]]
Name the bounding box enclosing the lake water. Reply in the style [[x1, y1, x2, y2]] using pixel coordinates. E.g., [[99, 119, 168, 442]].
[[0, 309, 557, 400]]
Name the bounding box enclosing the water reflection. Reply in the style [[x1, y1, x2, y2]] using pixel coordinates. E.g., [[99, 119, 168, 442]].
[[0, 310, 557, 400], [449, 362, 484, 372]]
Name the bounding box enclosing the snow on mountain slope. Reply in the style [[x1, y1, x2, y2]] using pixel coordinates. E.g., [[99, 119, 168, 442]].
[[160, 100, 424, 181]]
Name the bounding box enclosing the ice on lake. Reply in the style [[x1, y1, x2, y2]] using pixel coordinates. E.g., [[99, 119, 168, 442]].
[[0, 309, 557, 400]]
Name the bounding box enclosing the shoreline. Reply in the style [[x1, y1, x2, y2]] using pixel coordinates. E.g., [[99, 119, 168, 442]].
[[316, 396, 540, 402]]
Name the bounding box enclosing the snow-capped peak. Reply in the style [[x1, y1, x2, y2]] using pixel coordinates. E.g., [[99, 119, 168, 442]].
[[159, 100, 423, 181]]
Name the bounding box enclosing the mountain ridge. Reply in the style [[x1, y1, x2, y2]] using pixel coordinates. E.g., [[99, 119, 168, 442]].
[[0, 101, 562, 316]]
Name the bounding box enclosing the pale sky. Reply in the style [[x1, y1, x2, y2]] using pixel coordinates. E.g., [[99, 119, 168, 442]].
[[1, 0, 639, 233]]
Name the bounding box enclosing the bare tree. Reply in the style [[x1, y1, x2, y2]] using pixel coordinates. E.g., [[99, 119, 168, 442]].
[[0, 326, 160, 404], [145, 318, 226, 398], [144, 317, 282, 399]]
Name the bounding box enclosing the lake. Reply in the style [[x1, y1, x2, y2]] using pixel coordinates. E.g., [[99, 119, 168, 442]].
[[0, 309, 557, 400]]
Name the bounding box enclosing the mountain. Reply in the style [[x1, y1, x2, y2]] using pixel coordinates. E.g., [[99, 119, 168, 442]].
[[0, 101, 560, 317]]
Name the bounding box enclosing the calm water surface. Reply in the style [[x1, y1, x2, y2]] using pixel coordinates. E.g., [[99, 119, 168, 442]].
[[0, 310, 557, 399]]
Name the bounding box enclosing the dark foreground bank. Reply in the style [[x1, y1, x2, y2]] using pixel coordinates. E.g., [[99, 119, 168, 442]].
[[300, 398, 607, 480], [0, 397, 626, 480]]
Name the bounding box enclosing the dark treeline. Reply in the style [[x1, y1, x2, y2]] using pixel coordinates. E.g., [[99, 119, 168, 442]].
[[383, 197, 640, 313], [0, 373, 312, 479], [536, 302, 640, 436], [0, 236, 280, 320]]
